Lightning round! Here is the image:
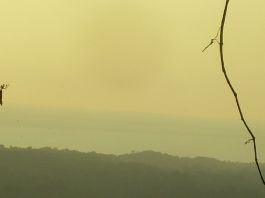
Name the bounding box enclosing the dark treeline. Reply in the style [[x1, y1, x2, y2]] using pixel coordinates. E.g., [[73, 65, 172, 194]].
[[0, 145, 264, 198]]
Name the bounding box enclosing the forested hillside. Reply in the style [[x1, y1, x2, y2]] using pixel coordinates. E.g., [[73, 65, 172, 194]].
[[0, 146, 264, 198]]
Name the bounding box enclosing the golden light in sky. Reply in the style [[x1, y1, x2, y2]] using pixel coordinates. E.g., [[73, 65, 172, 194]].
[[1, 0, 265, 161]]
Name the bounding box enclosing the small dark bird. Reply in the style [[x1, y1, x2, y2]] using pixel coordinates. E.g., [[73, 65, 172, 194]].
[[0, 84, 9, 106]]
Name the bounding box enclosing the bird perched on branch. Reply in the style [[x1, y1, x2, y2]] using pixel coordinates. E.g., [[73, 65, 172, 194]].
[[0, 84, 9, 106]]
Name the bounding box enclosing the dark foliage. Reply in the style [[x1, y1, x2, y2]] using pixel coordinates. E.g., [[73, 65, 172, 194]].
[[0, 146, 264, 198]]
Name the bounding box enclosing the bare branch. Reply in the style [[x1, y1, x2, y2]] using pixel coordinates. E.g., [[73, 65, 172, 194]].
[[202, 27, 221, 52], [206, 0, 265, 185], [0, 83, 9, 106], [219, 0, 265, 185]]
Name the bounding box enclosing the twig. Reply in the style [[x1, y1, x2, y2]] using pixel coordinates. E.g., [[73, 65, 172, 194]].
[[218, 0, 265, 185], [0, 84, 9, 106], [202, 27, 220, 52]]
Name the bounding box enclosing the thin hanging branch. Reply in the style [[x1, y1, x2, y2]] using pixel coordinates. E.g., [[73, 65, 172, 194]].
[[204, 0, 265, 185]]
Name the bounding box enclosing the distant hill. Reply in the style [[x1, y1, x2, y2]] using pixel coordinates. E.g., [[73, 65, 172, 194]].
[[0, 145, 264, 198]]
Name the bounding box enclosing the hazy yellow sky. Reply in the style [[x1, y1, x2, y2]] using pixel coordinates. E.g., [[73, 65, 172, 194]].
[[1, 0, 265, 161], [1, 0, 265, 120]]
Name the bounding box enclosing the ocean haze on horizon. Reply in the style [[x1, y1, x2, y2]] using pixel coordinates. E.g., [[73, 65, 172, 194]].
[[1, 106, 264, 163]]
